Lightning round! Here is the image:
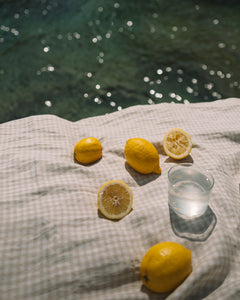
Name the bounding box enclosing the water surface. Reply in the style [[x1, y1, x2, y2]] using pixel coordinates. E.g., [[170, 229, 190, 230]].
[[0, 0, 240, 123]]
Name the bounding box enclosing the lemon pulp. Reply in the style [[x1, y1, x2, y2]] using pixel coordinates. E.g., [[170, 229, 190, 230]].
[[163, 128, 192, 160], [97, 180, 133, 220]]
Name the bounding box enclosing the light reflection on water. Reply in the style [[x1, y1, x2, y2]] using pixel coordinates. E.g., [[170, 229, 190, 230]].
[[0, 0, 239, 123]]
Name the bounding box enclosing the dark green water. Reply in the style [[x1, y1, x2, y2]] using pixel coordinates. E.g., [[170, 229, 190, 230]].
[[0, 0, 240, 123]]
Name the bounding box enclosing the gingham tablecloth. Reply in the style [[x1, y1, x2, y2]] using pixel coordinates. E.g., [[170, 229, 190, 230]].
[[0, 98, 239, 300]]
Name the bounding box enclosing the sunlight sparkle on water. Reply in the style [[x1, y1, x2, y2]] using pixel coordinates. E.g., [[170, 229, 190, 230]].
[[43, 46, 50, 52], [45, 100, 52, 107], [1, 0, 239, 122]]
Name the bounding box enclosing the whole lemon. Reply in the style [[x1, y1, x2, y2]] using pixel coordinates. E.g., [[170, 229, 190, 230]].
[[74, 137, 102, 164], [124, 138, 161, 174], [140, 242, 192, 293]]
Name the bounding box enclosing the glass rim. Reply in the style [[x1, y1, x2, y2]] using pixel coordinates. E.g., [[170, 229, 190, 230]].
[[168, 163, 215, 190]]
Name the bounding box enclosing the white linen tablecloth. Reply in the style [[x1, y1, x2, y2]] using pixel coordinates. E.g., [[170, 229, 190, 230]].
[[0, 98, 239, 300]]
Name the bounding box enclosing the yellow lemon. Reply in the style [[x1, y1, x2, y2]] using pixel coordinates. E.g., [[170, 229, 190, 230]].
[[97, 180, 133, 220], [163, 128, 192, 160], [140, 241, 192, 293], [124, 138, 161, 174], [74, 137, 102, 164]]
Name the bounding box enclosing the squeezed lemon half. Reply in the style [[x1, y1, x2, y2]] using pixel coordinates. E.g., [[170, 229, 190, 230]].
[[163, 128, 192, 160]]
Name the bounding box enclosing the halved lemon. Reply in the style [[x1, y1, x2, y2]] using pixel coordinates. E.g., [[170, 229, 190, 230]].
[[97, 180, 133, 220], [163, 128, 192, 160]]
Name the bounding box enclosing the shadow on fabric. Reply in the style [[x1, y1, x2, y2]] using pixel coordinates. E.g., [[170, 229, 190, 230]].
[[125, 162, 161, 186], [140, 284, 170, 300], [169, 206, 217, 241]]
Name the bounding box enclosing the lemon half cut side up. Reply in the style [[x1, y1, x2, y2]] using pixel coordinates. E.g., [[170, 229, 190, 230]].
[[97, 180, 133, 220]]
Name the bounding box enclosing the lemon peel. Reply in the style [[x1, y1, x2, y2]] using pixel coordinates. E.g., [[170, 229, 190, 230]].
[[140, 241, 192, 293], [74, 137, 102, 164], [124, 138, 161, 174]]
